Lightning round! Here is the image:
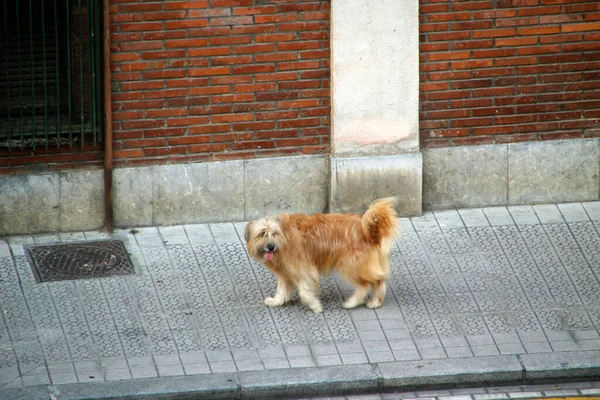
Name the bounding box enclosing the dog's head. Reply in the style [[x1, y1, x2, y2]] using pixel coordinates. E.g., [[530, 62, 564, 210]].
[[245, 216, 285, 263]]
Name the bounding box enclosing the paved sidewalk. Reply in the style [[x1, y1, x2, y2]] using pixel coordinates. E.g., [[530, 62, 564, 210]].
[[1, 202, 600, 399]]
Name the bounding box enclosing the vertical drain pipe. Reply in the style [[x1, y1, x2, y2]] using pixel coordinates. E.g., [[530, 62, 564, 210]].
[[103, 0, 114, 232]]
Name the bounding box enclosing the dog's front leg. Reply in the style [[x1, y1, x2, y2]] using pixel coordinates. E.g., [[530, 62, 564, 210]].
[[265, 276, 294, 307], [298, 280, 322, 314]]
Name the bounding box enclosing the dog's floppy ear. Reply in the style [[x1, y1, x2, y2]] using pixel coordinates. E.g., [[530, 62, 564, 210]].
[[244, 221, 254, 242]]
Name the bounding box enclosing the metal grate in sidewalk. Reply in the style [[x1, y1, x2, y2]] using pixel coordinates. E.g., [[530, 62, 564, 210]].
[[25, 240, 134, 282]]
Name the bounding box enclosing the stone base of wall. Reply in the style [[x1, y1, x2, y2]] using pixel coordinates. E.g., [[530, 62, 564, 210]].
[[330, 154, 423, 217], [2, 139, 599, 235], [423, 138, 599, 210]]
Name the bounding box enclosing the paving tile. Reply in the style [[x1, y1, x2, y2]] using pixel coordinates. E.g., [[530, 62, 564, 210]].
[[341, 352, 368, 365], [581, 388, 600, 395], [130, 367, 158, 379], [549, 340, 579, 352], [49, 371, 78, 384], [76, 369, 104, 383], [523, 341, 552, 353], [335, 341, 364, 354], [182, 362, 211, 375], [262, 357, 290, 369], [234, 358, 264, 371], [445, 347, 474, 358], [508, 392, 543, 398], [497, 343, 525, 355], [157, 364, 185, 377], [438, 396, 472, 400], [473, 395, 509, 400], [288, 356, 316, 368], [285, 344, 312, 357], [105, 368, 132, 381], [471, 345, 500, 357], [420, 347, 447, 359], [153, 354, 182, 366], [366, 351, 394, 363], [209, 361, 237, 373], [392, 349, 421, 361], [543, 389, 579, 396], [315, 354, 342, 366], [22, 374, 50, 386]]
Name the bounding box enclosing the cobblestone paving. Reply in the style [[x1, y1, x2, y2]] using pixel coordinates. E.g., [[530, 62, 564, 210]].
[[292, 380, 600, 400], [0, 202, 599, 388]]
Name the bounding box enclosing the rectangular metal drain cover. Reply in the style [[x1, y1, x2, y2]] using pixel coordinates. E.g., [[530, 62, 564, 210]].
[[26, 240, 135, 283]]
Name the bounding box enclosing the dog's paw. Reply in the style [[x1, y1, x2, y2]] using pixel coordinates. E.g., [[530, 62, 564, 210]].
[[366, 298, 383, 309], [264, 297, 284, 307], [342, 299, 363, 309], [309, 304, 323, 314]]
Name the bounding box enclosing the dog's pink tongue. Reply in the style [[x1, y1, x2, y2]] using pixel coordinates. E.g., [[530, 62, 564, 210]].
[[265, 252, 274, 261]]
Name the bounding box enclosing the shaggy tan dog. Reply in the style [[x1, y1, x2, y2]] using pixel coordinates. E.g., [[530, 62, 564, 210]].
[[245, 198, 399, 313]]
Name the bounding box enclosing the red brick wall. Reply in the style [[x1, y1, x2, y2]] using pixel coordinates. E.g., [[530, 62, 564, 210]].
[[110, 0, 330, 167], [419, 0, 600, 147]]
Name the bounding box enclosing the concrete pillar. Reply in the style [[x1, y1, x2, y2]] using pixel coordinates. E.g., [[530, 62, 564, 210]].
[[330, 0, 421, 216]]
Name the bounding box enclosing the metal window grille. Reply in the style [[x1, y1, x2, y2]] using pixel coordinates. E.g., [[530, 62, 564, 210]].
[[1, 0, 103, 150]]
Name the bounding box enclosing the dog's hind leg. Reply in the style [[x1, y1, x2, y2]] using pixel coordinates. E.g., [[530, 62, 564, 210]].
[[298, 279, 322, 313], [366, 280, 386, 309], [265, 276, 294, 307], [342, 284, 370, 309]]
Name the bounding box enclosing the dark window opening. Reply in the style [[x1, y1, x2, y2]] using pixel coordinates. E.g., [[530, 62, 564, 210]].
[[0, 0, 103, 150]]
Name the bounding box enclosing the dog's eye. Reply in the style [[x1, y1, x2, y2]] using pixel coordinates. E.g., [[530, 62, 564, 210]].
[[260, 230, 267, 237], [272, 232, 278, 237]]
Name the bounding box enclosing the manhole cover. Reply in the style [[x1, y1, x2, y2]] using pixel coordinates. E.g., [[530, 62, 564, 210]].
[[25, 240, 135, 283]]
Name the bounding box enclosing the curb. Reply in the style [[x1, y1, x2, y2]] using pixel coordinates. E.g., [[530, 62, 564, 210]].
[[2, 351, 600, 400]]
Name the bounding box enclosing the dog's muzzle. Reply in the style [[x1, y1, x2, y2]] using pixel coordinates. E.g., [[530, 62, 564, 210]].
[[264, 243, 276, 261]]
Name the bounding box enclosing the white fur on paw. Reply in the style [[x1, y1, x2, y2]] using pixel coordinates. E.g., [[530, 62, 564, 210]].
[[342, 298, 363, 309], [310, 304, 323, 314], [264, 297, 283, 307], [366, 298, 382, 309]]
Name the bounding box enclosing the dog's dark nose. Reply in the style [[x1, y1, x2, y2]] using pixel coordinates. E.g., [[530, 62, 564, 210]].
[[266, 243, 276, 252]]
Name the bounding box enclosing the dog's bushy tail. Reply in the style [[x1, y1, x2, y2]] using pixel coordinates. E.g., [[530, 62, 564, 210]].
[[361, 197, 399, 245]]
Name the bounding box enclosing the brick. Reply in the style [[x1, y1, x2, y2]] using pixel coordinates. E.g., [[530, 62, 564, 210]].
[[120, 22, 164, 32], [189, 143, 232, 153], [472, 126, 516, 135], [165, 38, 209, 48], [190, 105, 233, 115], [495, 36, 538, 47], [473, 28, 515, 39], [233, 44, 276, 54], [188, 47, 231, 57], [123, 139, 167, 149], [496, 16, 539, 27], [518, 26, 560, 35], [232, 65, 275, 74], [428, 51, 470, 61], [451, 40, 494, 50], [233, 140, 275, 150], [188, 27, 231, 37], [452, 1, 494, 11], [233, 83, 276, 92], [451, 117, 495, 128], [143, 11, 187, 21], [255, 53, 298, 62], [189, 67, 231, 77], [167, 117, 211, 127], [233, 6, 276, 15], [278, 60, 320, 71], [168, 135, 212, 146], [233, 25, 276, 34], [562, 21, 600, 33], [212, 133, 254, 142], [164, 1, 209, 10]]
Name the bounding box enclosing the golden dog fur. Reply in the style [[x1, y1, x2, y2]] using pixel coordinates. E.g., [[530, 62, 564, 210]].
[[245, 197, 399, 313]]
